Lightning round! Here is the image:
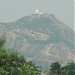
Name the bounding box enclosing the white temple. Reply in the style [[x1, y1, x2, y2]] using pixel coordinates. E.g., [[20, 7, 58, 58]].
[[35, 9, 43, 15]]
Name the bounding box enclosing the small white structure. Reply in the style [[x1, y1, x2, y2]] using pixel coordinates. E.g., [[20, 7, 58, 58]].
[[35, 9, 43, 15], [36, 9, 39, 14]]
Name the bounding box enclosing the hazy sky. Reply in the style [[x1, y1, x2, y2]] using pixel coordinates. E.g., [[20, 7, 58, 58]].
[[0, 0, 74, 29]]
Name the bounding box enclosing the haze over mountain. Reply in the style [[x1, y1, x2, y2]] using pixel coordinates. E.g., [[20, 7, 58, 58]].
[[0, 13, 75, 70]]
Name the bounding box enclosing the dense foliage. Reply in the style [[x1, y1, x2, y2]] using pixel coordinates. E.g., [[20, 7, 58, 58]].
[[0, 35, 39, 75]]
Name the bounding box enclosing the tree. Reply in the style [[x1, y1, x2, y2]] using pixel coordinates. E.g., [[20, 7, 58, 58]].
[[50, 62, 61, 75], [0, 35, 39, 75], [0, 33, 6, 48], [49, 62, 75, 75], [62, 62, 75, 75]]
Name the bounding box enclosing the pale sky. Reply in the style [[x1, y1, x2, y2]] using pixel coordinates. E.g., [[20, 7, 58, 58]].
[[0, 0, 74, 30], [74, 0, 75, 31]]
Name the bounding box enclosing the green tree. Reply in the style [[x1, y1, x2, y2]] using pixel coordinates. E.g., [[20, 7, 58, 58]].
[[50, 62, 61, 75], [0, 35, 39, 75], [0, 33, 6, 48], [49, 62, 75, 75], [62, 62, 75, 75]]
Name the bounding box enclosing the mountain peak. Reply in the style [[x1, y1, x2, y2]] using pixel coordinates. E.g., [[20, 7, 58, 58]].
[[29, 13, 55, 19]]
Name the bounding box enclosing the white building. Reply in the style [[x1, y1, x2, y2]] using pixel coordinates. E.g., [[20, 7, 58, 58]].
[[35, 9, 43, 15]]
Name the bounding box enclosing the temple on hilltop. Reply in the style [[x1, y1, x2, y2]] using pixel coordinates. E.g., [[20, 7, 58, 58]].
[[35, 9, 43, 15]]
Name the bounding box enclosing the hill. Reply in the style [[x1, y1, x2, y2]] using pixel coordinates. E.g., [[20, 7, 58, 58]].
[[0, 13, 75, 70]]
